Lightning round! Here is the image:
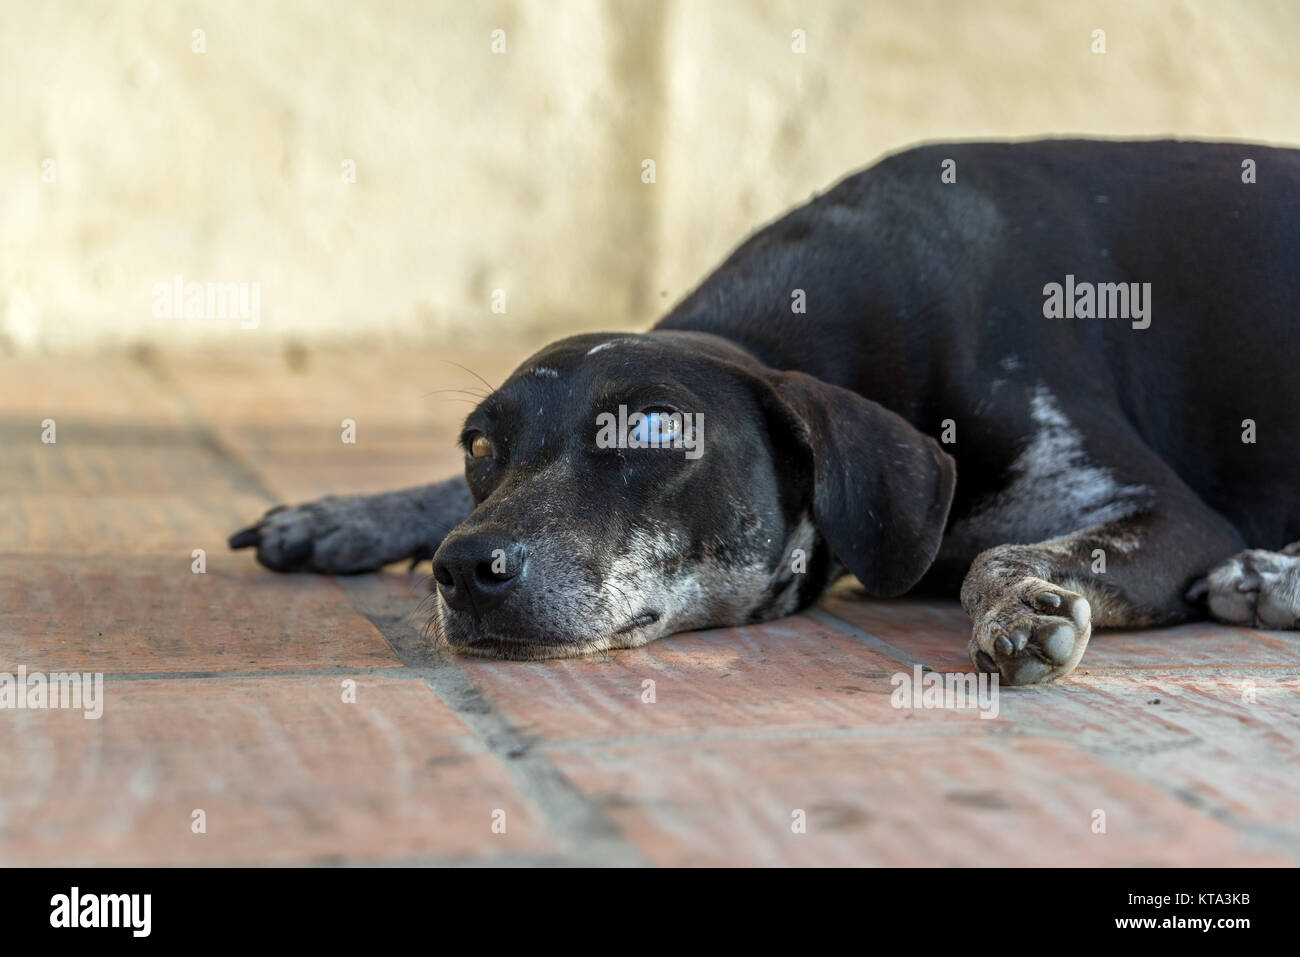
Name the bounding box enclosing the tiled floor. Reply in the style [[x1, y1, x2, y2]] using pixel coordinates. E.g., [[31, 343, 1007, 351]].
[[2, 348, 1298, 866]]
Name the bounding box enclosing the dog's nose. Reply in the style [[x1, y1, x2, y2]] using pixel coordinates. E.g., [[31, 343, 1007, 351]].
[[432, 533, 529, 614]]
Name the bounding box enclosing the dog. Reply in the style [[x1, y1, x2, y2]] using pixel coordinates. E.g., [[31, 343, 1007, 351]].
[[230, 139, 1300, 685]]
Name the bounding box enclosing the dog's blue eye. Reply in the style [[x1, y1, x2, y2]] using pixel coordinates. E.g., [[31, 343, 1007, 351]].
[[630, 411, 681, 446]]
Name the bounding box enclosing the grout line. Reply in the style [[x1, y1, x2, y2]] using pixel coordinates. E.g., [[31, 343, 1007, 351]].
[[531, 722, 1018, 751], [64, 362, 639, 864], [128, 351, 283, 504], [335, 575, 646, 867], [75, 662, 1300, 684], [95, 665, 417, 682], [807, 607, 929, 669]]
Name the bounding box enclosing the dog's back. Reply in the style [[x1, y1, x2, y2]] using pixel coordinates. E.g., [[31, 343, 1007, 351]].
[[659, 139, 1300, 548]]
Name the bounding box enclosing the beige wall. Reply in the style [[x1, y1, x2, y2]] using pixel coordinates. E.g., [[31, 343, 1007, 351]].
[[3, 0, 1297, 355]]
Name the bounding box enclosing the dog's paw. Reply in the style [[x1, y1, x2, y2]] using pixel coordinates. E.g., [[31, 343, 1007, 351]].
[[968, 577, 1092, 685], [1188, 547, 1300, 629], [229, 496, 409, 574]]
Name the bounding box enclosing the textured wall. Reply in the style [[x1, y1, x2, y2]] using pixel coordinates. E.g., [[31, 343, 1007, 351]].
[[3, 0, 1298, 354]]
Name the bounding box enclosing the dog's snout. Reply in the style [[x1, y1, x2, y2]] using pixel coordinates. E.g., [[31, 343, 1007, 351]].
[[433, 533, 529, 614]]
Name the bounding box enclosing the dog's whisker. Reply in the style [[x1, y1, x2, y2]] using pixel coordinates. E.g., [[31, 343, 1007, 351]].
[[423, 387, 491, 400], [438, 359, 498, 397]]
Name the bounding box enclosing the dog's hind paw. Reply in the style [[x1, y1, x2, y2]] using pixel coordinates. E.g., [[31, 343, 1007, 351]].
[[968, 577, 1092, 686], [1188, 546, 1300, 629]]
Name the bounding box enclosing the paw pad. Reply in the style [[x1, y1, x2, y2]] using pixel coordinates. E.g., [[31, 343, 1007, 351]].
[[969, 579, 1092, 686]]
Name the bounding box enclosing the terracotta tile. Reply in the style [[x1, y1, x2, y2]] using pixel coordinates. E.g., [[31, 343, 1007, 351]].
[[204, 420, 463, 465], [460, 617, 989, 741], [0, 424, 251, 495], [0, 676, 551, 865], [164, 348, 516, 446], [154, 349, 512, 501], [0, 414, 282, 556], [0, 357, 186, 427], [822, 592, 1300, 673], [820, 593, 972, 670], [247, 451, 460, 502], [1080, 623, 1300, 670], [995, 673, 1300, 846], [0, 492, 272, 556], [0, 555, 401, 674], [551, 733, 1290, 867]]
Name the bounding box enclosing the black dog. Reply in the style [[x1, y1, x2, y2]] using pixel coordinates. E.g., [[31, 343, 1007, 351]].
[[230, 139, 1300, 684]]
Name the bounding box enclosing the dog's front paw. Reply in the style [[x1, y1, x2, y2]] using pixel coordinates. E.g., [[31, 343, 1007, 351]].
[[968, 577, 1092, 685], [1190, 547, 1300, 629], [229, 496, 409, 574]]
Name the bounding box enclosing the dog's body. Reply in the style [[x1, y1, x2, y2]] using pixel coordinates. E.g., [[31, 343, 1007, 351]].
[[232, 139, 1300, 684]]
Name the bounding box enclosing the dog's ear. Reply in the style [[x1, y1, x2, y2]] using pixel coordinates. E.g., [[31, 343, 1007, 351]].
[[759, 370, 956, 597]]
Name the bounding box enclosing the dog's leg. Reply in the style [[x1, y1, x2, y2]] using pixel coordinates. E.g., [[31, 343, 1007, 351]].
[[960, 502, 1245, 685], [1189, 542, 1300, 629], [228, 476, 473, 574]]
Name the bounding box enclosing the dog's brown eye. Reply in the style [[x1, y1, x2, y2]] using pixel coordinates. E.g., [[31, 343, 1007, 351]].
[[469, 434, 493, 459]]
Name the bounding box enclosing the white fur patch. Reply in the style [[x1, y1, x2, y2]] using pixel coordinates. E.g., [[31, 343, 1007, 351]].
[[946, 386, 1147, 551], [531, 367, 560, 378], [586, 339, 640, 356], [597, 516, 817, 648]]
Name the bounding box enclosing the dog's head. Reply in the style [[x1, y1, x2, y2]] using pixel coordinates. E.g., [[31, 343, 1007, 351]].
[[431, 331, 955, 658]]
